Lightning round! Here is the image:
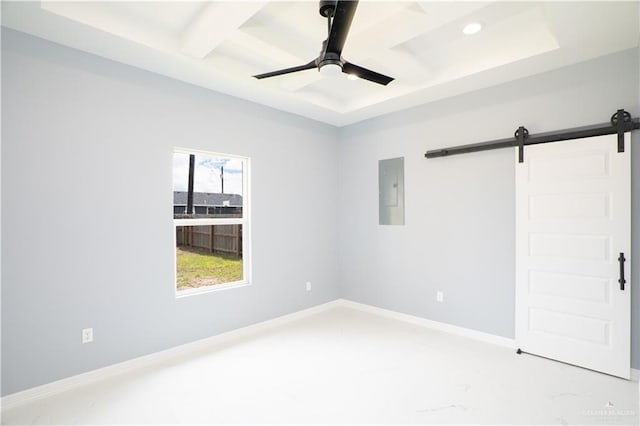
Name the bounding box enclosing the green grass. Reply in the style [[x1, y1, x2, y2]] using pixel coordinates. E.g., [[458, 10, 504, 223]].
[[176, 247, 243, 289]]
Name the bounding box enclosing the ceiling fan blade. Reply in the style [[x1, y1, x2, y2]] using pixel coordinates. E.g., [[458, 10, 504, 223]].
[[343, 62, 394, 86], [325, 0, 358, 55], [253, 60, 317, 79]]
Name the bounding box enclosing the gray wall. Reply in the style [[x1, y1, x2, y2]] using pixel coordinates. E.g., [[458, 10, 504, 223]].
[[1, 29, 340, 396], [2, 28, 639, 397], [337, 48, 640, 368]]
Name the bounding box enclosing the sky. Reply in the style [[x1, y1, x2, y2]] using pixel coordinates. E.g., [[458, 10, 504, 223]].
[[173, 152, 243, 195]]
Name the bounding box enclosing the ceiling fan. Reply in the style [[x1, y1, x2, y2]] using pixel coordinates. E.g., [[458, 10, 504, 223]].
[[253, 0, 394, 86]]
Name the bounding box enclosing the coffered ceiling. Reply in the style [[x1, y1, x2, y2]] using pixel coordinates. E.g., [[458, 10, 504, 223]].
[[2, 1, 639, 126]]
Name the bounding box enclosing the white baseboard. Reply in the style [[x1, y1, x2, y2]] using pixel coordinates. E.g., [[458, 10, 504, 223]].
[[1, 300, 342, 411], [337, 300, 640, 381], [338, 300, 640, 382], [3, 298, 635, 410], [336, 299, 516, 348]]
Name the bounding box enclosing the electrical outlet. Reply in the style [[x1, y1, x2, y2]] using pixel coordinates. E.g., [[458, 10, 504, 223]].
[[436, 291, 444, 303], [306, 281, 312, 292], [82, 328, 93, 344]]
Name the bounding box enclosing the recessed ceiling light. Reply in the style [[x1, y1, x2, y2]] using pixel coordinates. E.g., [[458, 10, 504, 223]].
[[347, 74, 359, 81], [462, 22, 482, 35]]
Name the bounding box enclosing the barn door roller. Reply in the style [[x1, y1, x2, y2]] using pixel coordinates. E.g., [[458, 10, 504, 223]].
[[425, 108, 639, 162]]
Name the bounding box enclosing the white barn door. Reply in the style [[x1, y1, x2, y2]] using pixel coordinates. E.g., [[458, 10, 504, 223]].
[[515, 133, 631, 379]]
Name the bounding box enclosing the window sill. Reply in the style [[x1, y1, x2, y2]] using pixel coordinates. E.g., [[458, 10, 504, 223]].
[[175, 280, 250, 299]]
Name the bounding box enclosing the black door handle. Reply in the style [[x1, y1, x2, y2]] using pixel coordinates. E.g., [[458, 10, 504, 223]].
[[618, 252, 626, 291]]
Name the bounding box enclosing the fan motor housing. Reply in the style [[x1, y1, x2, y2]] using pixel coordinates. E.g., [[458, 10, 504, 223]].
[[318, 51, 342, 69]]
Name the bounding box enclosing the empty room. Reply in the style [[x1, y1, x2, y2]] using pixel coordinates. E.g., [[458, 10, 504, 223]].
[[1, 1, 639, 424]]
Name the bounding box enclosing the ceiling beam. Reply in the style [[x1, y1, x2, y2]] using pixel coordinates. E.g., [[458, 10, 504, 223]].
[[278, 71, 324, 92], [377, 49, 431, 84], [181, 2, 267, 59], [232, 30, 310, 71], [345, 5, 432, 63]]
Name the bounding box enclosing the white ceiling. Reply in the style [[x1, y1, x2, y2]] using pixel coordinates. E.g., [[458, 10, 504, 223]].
[[2, 1, 639, 127]]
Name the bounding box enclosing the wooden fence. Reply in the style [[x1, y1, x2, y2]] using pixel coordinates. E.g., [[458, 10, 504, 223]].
[[176, 225, 242, 257]]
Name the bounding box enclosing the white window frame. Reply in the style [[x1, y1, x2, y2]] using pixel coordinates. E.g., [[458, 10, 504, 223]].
[[173, 148, 251, 298]]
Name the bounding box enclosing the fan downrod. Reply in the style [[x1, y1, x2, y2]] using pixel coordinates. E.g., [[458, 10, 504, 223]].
[[319, 0, 337, 17]]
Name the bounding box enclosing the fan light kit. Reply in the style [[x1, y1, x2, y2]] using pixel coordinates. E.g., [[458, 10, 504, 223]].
[[253, 0, 394, 86], [319, 62, 343, 77], [463, 22, 482, 35]]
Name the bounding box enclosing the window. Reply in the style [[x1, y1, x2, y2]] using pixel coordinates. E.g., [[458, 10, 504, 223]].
[[173, 149, 250, 295]]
